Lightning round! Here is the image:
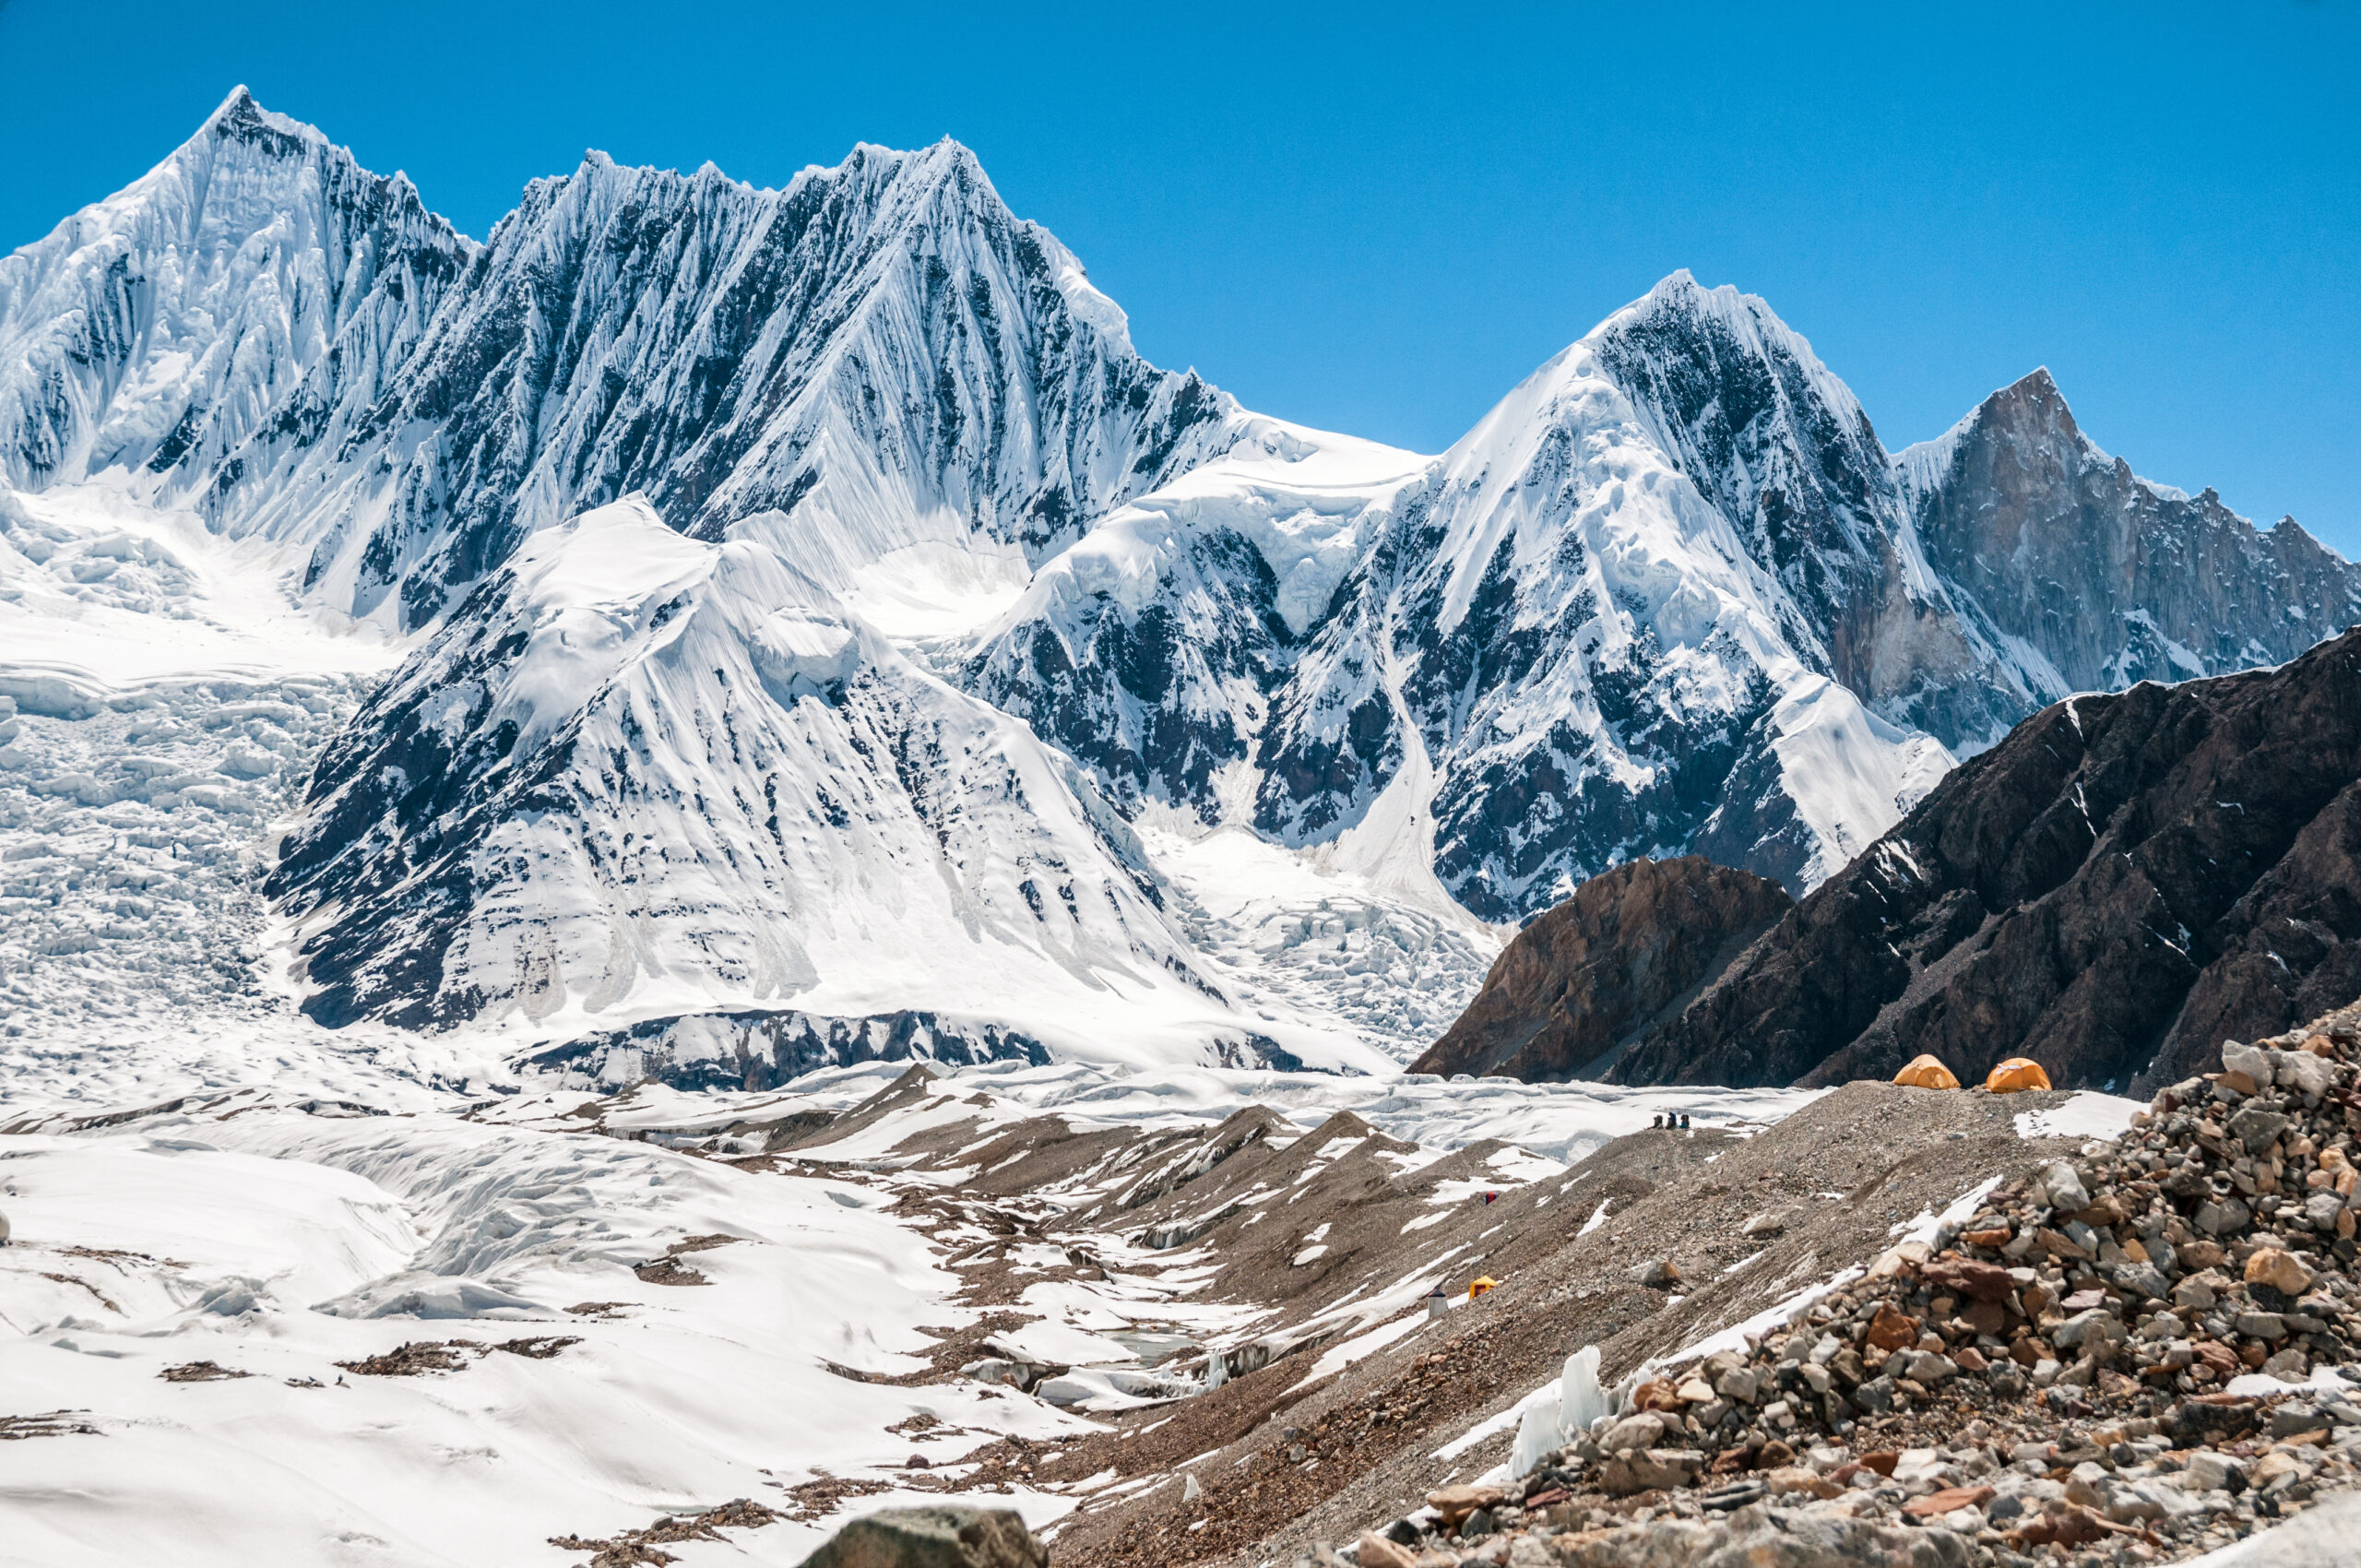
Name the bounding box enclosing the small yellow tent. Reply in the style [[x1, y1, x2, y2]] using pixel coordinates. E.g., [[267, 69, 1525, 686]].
[[1893, 1054, 1961, 1090], [1467, 1277, 1499, 1301], [1985, 1057, 2052, 1093]]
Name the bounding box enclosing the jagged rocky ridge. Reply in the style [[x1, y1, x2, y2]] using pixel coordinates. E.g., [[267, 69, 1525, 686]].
[[1608, 629, 2361, 1094], [0, 89, 1246, 630], [4, 89, 2356, 1047]]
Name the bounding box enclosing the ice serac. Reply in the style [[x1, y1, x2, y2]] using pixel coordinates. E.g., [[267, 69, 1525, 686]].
[[267, 499, 1381, 1074], [0, 87, 471, 502], [1609, 629, 2361, 1095]]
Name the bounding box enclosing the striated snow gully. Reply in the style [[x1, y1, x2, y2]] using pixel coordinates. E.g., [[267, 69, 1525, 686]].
[[1, 87, 2356, 1075]]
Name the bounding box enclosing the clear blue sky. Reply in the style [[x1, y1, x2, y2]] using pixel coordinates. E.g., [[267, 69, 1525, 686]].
[[2, 2, 2355, 552]]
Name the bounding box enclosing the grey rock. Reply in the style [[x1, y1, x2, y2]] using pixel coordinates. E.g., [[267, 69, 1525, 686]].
[[1596, 1448, 1703, 1496], [1599, 1413, 1667, 1454], [2175, 1491, 2361, 1564], [800, 1508, 1047, 1568], [2235, 1312, 2288, 1342], [2042, 1161, 2092, 1214], [2226, 1105, 2289, 1156], [1548, 1501, 1974, 1566]]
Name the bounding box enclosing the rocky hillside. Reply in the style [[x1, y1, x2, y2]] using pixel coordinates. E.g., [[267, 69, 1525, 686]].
[[1307, 1003, 2361, 1568], [1409, 857, 1790, 1080], [1611, 628, 2361, 1095]]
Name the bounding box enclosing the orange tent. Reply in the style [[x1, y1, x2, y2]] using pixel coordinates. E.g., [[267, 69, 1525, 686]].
[[1466, 1277, 1499, 1301], [1985, 1057, 2052, 1093], [1892, 1054, 1961, 1090]]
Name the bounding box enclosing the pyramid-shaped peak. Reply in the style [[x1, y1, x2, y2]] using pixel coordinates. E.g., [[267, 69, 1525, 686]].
[[1974, 366, 2082, 442], [194, 85, 324, 153]]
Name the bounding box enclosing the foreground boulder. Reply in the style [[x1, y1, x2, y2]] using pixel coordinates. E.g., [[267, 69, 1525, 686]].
[[801, 1508, 1046, 1568], [1550, 1503, 1973, 1567]]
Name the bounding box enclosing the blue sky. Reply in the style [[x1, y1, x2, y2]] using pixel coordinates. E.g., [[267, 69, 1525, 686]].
[[2, 2, 2355, 551]]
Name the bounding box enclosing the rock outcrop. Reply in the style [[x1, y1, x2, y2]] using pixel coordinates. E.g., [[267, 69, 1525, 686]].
[[1612, 628, 2361, 1093], [1411, 857, 1791, 1080], [802, 1508, 1047, 1568]]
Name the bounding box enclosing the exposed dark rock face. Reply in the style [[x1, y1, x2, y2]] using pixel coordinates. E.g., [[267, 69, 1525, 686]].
[[1610, 629, 2361, 1095], [1905, 369, 2361, 703], [1409, 857, 1791, 1080]]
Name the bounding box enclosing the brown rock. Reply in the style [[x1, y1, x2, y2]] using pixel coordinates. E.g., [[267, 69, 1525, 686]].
[[1960, 1227, 2013, 1249], [1859, 1451, 1901, 1477], [2035, 1227, 2090, 1261], [1954, 1345, 1990, 1373], [2007, 1503, 2118, 1549], [1865, 1304, 1921, 1352], [1963, 1300, 2007, 1337], [2245, 1247, 2314, 1296], [1410, 858, 1792, 1080], [1425, 1485, 1506, 1524], [1905, 1484, 1998, 1518], [1358, 1533, 1417, 1568], [1923, 1255, 2015, 1302], [2194, 1340, 2241, 1376], [1631, 1376, 1683, 1411]]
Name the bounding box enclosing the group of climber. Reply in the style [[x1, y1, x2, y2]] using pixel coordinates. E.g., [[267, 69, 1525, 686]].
[[1649, 1111, 1692, 1130], [1891, 1052, 2052, 1093]]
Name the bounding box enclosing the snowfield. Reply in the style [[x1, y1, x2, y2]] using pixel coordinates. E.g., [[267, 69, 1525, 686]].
[[0, 1096, 1083, 1566], [0, 1062, 1822, 1567]]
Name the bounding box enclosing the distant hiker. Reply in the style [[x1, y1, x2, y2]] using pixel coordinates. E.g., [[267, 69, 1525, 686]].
[[1484, 1191, 1499, 1205], [1679, 1113, 1691, 1130], [1652, 1113, 1664, 1129]]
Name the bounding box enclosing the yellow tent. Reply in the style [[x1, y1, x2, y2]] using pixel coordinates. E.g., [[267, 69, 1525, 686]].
[[1985, 1057, 2052, 1093], [1893, 1054, 1961, 1090], [1466, 1277, 1499, 1301]]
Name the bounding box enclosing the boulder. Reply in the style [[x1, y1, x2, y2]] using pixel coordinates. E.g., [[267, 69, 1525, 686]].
[[1598, 1413, 1666, 1455], [1921, 1255, 2013, 1302], [2245, 1247, 2314, 1296], [799, 1509, 1046, 1568], [1548, 1502, 1974, 1566], [1596, 1447, 1703, 1495]]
